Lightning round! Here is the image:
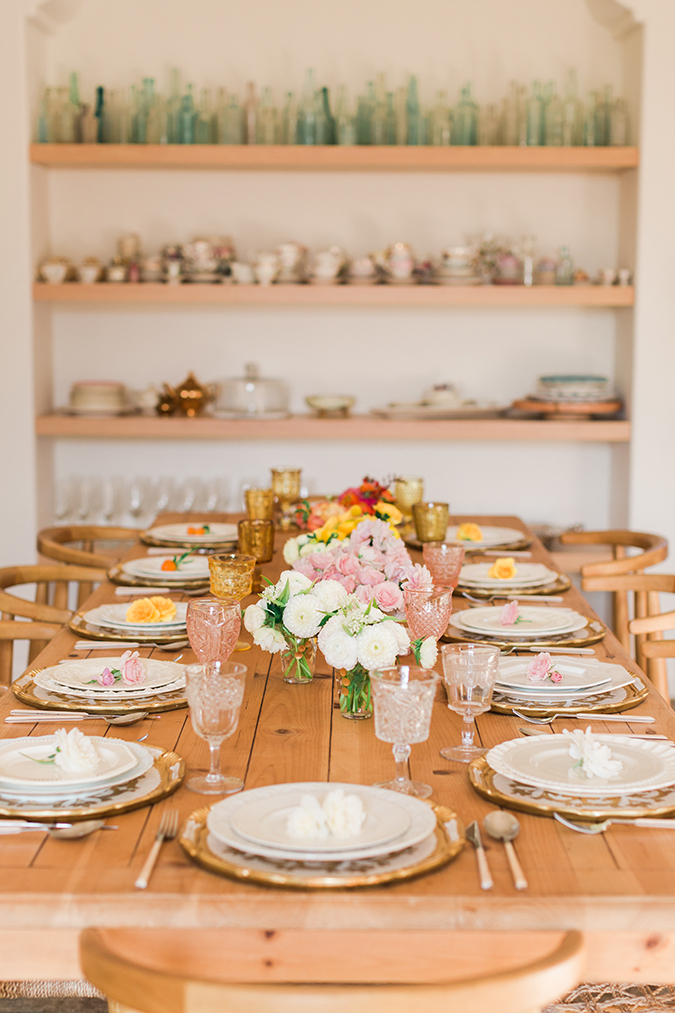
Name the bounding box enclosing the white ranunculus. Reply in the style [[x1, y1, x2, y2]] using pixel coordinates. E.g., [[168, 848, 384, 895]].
[[310, 579, 348, 615], [243, 603, 267, 633], [276, 570, 313, 596], [283, 596, 323, 638], [318, 625, 359, 671], [286, 794, 329, 839], [253, 626, 287, 654], [322, 789, 366, 838], [283, 537, 301, 564], [298, 540, 319, 558], [381, 620, 410, 655], [418, 636, 438, 669], [356, 624, 399, 671], [53, 727, 101, 773], [363, 606, 386, 625]]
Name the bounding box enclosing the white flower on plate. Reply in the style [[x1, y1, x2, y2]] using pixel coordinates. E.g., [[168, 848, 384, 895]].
[[283, 596, 323, 638], [356, 624, 400, 671], [252, 626, 287, 654], [275, 570, 313, 597], [243, 603, 267, 633], [310, 579, 348, 614], [322, 788, 366, 838], [53, 727, 101, 773], [418, 636, 438, 669], [380, 620, 410, 655], [564, 727, 624, 780], [286, 793, 330, 839], [318, 625, 359, 671]]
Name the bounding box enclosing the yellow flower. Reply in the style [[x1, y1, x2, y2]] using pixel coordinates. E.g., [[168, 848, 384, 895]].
[[457, 522, 483, 542], [149, 596, 177, 622], [488, 557, 518, 580], [375, 501, 403, 525], [126, 598, 161, 623], [346, 504, 364, 519]]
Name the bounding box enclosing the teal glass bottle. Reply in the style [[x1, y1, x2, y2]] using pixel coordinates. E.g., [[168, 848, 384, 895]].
[[526, 81, 542, 145], [180, 85, 196, 144], [452, 84, 477, 145], [321, 87, 335, 144], [94, 86, 105, 143], [406, 75, 421, 145]]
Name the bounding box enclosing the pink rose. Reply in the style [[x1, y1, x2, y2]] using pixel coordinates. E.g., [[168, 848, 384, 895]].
[[336, 554, 360, 577], [374, 581, 404, 612], [402, 563, 434, 592], [500, 600, 520, 626], [526, 652, 552, 682], [334, 574, 356, 593], [550, 669, 563, 683], [293, 559, 317, 579], [307, 551, 333, 571], [354, 584, 376, 605], [97, 667, 115, 687], [120, 650, 145, 686], [359, 567, 386, 587]]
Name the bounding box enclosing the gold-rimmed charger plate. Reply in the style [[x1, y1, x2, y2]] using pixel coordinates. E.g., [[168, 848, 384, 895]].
[[0, 747, 184, 821], [490, 675, 649, 716], [179, 803, 464, 889], [468, 754, 675, 821], [68, 612, 189, 646], [457, 574, 572, 599], [402, 529, 532, 553], [13, 669, 188, 714], [108, 562, 209, 590], [441, 617, 606, 650]]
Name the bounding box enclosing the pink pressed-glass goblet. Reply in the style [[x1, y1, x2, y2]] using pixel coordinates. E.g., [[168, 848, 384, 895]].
[[403, 586, 453, 641], [186, 597, 241, 665], [422, 542, 466, 589]]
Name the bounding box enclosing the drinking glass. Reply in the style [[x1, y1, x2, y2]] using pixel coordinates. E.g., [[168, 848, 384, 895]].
[[238, 519, 275, 592], [440, 644, 499, 762], [422, 543, 466, 589], [244, 487, 275, 521], [186, 597, 241, 664], [209, 553, 256, 603], [403, 586, 453, 641], [271, 467, 302, 529], [413, 501, 450, 542], [394, 476, 424, 524], [371, 665, 440, 798], [185, 661, 247, 794]]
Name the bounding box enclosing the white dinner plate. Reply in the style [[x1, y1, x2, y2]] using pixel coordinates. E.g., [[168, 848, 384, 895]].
[[0, 735, 138, 788], [83, 602, 188, 631], [43, 658, 185, 694], [120, 556, 210, 581], [459, 563, 558, 588], [450, 606, 588, 638], [0, 740, 156, 799], [207, 783, 438, 862], [496, 656, 614, 694], [487, 734, 675, 796], [145, 523, 238, 544], [446, 525, 525, 548]]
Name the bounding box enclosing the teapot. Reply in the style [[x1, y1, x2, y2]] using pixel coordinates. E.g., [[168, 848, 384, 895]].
[[157, 373, 215, 418]]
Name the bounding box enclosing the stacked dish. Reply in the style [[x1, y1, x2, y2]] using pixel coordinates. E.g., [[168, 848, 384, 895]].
[[470, 731, 675, 821], [446, 525, 528, 549], [110, 554, 210, 588], [537, 375, 612, 401], [70, 601, 188, 645], [14, 657, 187, 714], [458, 562, 561, 593], [180, 781, 464, 888], [371, 401, 504, 421], [450, 605, 589, 640], [66, 381, 133, 416], [141, 522, 238, 550]]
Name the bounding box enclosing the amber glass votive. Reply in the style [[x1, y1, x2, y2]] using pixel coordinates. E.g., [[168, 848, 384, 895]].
[[413, 501, 450, 543], [245, 487, 275, 521], [394, 476, 424, 522], [209, 553, 256, 603], [271, 467, 302, 529], [238, 520, 275, 563]]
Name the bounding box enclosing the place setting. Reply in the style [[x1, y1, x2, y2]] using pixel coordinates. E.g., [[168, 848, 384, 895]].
[[108, 550, 211, 589], [444, 600, 607, 650], [404, 521, 532, 553], [456, 558, 571, 599], [69, 595, 190, 646], [140, 521, 239, 550]]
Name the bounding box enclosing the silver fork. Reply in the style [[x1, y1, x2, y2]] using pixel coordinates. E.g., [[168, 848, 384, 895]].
[[554, 812, 675, 834], [512, 709, 656, 725], [134, 809, 180, 890], [461, 591, 564, 605]]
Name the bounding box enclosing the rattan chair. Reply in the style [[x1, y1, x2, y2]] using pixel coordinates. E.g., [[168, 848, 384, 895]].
[[37, 526, 139, 605]]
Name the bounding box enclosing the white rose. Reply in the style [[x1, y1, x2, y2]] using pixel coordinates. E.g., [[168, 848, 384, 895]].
[[356, 624, 399, 671], [243, 603, 267, 633], [53, 727, 101, 773], [418, 636, 438, 669], [363, 606, 386, 625], [310, 580, 348, 615], [318, 626, 359, 671], [298, 539, 319, 558], [253, 626, 287, 654], [283, 596, 323, 638], [276, 570, 313, 596], [283, 537, 301, 564], [322, 789, 366, 838], [380, 620, 410, 655]]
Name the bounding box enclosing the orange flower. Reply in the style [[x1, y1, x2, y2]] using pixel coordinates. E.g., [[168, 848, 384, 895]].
[[126, 598, 161, 623], [488, 557, 518, 580], [149, 596, 177, 622], [161, 559, 177, 571], [456, 522, 483, 542], [187, 526, 206, 535]]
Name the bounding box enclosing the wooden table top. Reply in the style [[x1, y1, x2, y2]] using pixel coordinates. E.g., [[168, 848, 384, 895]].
[[5, 513, 675, 952]]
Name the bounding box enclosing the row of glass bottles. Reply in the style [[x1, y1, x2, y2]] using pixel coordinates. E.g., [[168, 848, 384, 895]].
[[36, 70, 629, 146]]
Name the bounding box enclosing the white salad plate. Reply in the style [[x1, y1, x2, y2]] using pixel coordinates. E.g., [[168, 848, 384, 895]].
[[370, 403, 504, 421], [145, 523, 238, 544], [451, 606, 588, 638], [496, 656, 615, 694], [121, 557, 210, 581], [487, 734, 675, 796], [207, 782, 438, 862], [446, 526, 525, 549], [0, 735, 138, 788], [82, 602, 188, 631], [459, 563, 558, 588], [0, 740, 156, 799], [44, 658, 185, 695]]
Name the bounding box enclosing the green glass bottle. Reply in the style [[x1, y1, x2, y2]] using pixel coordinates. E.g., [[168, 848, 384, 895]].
[[452, 84, 477, 145], [406, 75, 421, 145], [526, 81, 542, 146]]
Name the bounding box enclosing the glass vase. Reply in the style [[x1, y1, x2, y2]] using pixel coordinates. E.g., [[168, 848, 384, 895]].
[[282, 635, 317, 684], [338, 664, 373, 720]]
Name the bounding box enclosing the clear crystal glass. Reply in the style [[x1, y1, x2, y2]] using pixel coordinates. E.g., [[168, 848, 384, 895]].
[[185, 661, 247, 794], [371, 665, 439, 798], [440, 645, 499, 762]]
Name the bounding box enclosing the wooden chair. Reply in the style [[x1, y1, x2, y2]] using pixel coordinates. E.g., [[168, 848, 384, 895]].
[[0, 564, 107, 681], [80, 927, 584, 1013], [559, 530, 668, 653], [0, 620, 62, 686], [37, 526, 138, 605]]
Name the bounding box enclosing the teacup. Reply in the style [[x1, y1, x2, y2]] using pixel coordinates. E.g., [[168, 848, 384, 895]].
[[231, 262, 255, 285], [600, 268, 617, 286], [77, 262, 102, 284], [40, 260, 68, 284]]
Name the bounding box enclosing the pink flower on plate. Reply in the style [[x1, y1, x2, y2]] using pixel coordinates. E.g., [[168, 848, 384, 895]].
[[97, 667, 115, 687], [550, 669, 563, 683], [374, 581, 404, 613], [500, 600, 520, 626], [120, 650, 145, 686], [526, 652, 553, 682]]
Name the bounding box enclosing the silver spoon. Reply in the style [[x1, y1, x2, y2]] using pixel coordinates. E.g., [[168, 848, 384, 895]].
[[104, 713, 158, 726], [48, 820, 118, 839], [482, 810, 528, 890]]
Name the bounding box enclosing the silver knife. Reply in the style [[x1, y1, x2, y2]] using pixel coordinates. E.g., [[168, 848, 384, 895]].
[[465, 821, 493, 890]]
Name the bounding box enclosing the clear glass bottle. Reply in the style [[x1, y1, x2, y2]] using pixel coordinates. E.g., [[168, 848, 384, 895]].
[[60, 86, 79, 143], [281, 91, 298, 144], [313, 88, 329, 144], [222, 94, 244, 144], [243, 82, 257, 144], [335, 86, 356, 145], [166, 69, 182, 144], [180, 84, 196, 144], [477, 103, 498, 145], [452, 83, 477, 145], [195, 89, 214, 143], [500, 80, 520, 145], [526, 81, 543, 146], [544, 93, 563, 145], [356, 81, 376, 144], [385, 92, 397, 144], [561, 69, 582, 146], [556, 246, 574, 286], [406, 75, 422, 145], [431, 90, 452, 145], [583, 92, 598, 146], [610, 98, 629, 146], [321, 86, 335, 144], [297, 68, 316, 145], [594, 85, 612, 146], [255, 87, 277, 143]]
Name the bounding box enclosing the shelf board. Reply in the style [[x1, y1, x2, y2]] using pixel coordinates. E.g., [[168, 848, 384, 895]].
[[29, 143, 640, 172], [35, 414, 631, 443], [32, 282, 635, 308]]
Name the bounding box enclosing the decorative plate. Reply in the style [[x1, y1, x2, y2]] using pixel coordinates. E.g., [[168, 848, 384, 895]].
[[108, 562, 209, 589], [0, 740, 155, 798], [442, 620, 606, 651], [450, 606, 588, 638], [43, 658, 184, 695], [459, 563, 559, 588], [13, 670, 188, 715], [83, 602, 188, 632], [495, 656, 620, 694], [143, 523, 238, 544], [490, 676, 648, 717], [0, 735, 138, 788], [68, 611, 189, 646], [457, 574, 572, 599], [120, 557, 210, 581]]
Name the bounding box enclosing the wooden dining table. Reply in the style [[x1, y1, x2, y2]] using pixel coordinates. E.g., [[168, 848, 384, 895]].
[[3, 514, 675, 986]]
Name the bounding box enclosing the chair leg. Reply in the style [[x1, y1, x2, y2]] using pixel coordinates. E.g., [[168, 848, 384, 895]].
[[0, 641, 12, 685], [613, 590, 630, 652]]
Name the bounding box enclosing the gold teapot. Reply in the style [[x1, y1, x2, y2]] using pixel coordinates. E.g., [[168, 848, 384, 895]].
[[156, 372, 214, 417]]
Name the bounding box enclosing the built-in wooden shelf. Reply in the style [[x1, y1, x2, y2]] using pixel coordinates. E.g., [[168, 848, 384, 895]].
[[35, 414, 631, 443], [29, 143, 640, 173], [33, 282, 635, 308]]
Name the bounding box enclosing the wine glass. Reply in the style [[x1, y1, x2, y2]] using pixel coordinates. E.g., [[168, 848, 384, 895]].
[[422, 543, 466, 589], [185, 661, 247, 794], [440, 644, 499, 762], [271, 467, 302, 529], [371, 665, 440, 798], [403, 586, 453, 641], [209, 553, 256, 651], [186, 597, 241, 664], [394, 476, 424, 525]]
